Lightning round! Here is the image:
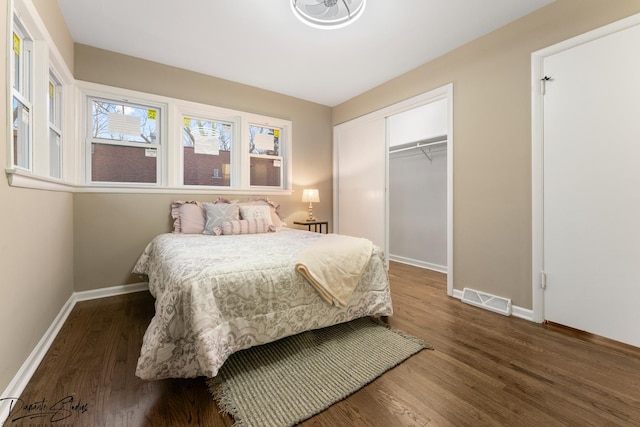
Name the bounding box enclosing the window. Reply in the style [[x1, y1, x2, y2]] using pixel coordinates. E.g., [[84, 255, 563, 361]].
[[249, 125, 283, 187], [79, 83, 292, 193], [48, 73, 63, 179], [182, 116, 234, 186], [88, 97, 161, 184], [6, 2, 74, 190], [11, 21, 33, 171]]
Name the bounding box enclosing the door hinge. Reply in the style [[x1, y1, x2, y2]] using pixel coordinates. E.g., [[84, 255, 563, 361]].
[[540, 76, 552, 95], [540, 271, 547, 289]]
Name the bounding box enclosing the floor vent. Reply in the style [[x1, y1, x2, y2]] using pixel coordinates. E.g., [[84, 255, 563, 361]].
[[461, 288, 512, 316]]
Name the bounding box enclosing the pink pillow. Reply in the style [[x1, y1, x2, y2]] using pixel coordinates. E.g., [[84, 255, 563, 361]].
[[221, 219, 275, 235], [171, 201, 206, 233]]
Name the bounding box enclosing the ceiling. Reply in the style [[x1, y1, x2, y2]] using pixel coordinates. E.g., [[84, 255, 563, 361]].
[[57, 0, 554, 107]]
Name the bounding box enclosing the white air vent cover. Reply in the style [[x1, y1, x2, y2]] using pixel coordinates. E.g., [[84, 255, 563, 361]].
[[461, 288, 512, 316]]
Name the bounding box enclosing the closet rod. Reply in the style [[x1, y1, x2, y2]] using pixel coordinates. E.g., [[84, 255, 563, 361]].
[[389, 139, 447, 154]]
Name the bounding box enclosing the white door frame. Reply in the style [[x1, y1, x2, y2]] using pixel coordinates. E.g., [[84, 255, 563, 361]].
[[334, 83, 454, 296], [531, 13, 640, 323]]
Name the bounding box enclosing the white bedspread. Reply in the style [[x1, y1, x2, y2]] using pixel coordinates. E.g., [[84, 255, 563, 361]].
[[133, 228, 392, 380]]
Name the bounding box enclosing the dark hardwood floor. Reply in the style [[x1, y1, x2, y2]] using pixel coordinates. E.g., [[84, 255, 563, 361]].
[[7, 262, 640, 426]]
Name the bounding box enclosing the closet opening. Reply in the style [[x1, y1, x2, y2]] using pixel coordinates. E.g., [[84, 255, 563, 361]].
[[333, 83, 453, 295], [388, 100, 448, 274]]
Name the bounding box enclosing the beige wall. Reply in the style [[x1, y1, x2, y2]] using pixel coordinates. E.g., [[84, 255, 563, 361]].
[[333, 0, 640, 308], [73, 45, 333, 291], [5, 0, 640, 395], [0, 3, 74, 394]]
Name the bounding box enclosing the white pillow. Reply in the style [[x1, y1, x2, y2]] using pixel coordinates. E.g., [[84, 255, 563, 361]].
[[239, 205, 274, 225]]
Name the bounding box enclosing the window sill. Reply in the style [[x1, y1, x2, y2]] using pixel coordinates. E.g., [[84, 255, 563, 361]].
[[5, 170, 292, 196], [74, 185, 293, 196], [6, 169, 75, 192]]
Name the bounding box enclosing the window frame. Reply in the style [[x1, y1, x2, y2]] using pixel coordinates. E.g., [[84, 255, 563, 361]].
[[48, 71, 63, 179], [179, 109, 240, 189], [76, 82, 293, 195], [6, 0, 75, 191], [85, 95, 165, 187], [247, 122, 286, 189], [10, 18, 33, 172]]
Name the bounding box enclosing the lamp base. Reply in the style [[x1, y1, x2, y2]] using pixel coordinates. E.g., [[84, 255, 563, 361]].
[[307, 203, 315, 221]]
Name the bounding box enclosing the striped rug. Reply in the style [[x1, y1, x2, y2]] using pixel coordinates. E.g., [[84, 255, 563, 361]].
[[207, 317, 430, 427]]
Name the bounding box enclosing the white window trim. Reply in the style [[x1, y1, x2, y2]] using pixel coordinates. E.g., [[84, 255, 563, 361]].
[[74, 81, 293, 195], [6, 167, 74, 191], [48, 71, 63, 179], [10, 20, 34, 172], [6, 0, 74, 190], [32, 40, 50, 175], [176, 103, 241, 189], [85, 94, 166, 187], [6, 1, 292, 195], [244, 114, 292, 190]]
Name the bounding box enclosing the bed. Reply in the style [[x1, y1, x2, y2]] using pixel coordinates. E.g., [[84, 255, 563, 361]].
[[133, 228, 393, 380]]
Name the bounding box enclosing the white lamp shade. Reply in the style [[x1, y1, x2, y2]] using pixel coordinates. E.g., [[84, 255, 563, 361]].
[[301, 188, 320, 203]]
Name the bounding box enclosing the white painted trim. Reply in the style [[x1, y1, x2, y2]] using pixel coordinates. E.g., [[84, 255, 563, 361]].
[[72, 186, 294, 196], [511, 306, 535, 322], [0, 294, 75, 425], [6, 168, 75, 192], [531, 49, 545, 324], [530, 12, 640, 325], [388, 254, 447, 274], [74, 282, 149, 302], [445, 85, 454, 298], [8, 0, 74, 187], [0, 282, 149, 424], [4, 168, 293, 196], [451, 288, 534, 322]]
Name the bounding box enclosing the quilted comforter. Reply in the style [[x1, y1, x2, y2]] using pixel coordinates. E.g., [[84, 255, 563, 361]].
[[133, 228, 393, 380]]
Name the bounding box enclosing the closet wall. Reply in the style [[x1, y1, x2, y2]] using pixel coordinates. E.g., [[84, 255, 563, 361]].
[[388, 99, 448, 272]]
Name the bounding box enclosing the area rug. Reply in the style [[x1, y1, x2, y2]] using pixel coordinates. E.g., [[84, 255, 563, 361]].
[[207, 317, 432, 427]]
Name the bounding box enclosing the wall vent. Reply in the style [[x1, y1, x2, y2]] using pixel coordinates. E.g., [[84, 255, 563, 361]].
[[461, 288, 512, 316]]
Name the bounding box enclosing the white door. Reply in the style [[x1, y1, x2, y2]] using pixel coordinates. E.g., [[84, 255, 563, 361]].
[[334, 118, 386, 250], [543, 24, 640, 347]]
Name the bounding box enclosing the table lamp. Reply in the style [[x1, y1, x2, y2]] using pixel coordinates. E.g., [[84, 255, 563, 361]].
[[301, 188, 320, 221]]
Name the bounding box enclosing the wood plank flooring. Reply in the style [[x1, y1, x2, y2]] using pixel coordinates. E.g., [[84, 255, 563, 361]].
[[7, 262, 640, 426]]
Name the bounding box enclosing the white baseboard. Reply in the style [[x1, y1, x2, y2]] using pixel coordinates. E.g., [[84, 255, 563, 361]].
[[452, 288, 534, 322], [1, 282, 148, 424], [389, 254, 447, 274], [74, 282, 149, 302], [0, 294, 76, 425], [511, 305, 535, 322]]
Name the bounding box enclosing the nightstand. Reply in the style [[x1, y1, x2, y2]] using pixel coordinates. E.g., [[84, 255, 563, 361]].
[[293, 220, 329, 234]]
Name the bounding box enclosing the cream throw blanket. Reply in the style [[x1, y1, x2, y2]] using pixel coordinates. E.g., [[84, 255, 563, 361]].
[[295, 234, 374, 308]]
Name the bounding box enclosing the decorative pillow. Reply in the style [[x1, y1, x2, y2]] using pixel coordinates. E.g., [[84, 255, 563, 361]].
[[221, 219, 275, 235], [213, 197, 233, 204], [239, 204, 274, 225], [171, 201, 205, 234], [238, 198, 286, 227], [203, 203, 240, 235]]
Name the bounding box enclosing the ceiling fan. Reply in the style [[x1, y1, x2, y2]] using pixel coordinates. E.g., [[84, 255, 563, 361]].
[[291, 0, 366, 29]]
